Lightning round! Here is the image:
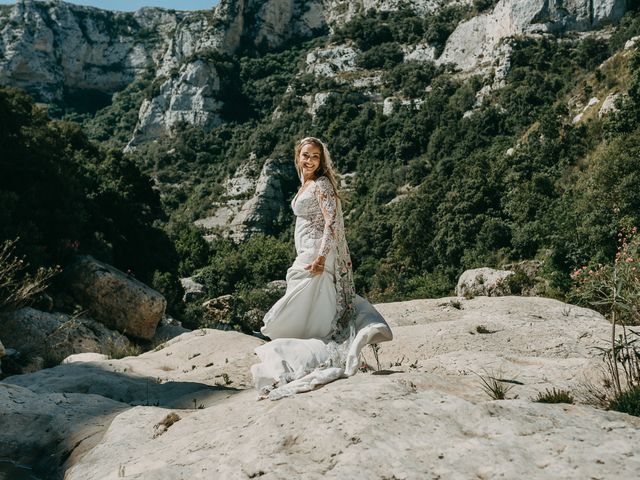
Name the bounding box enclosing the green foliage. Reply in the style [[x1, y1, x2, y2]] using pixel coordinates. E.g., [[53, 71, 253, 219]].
[[609, 385, 640, 416], [356, 42, 404, 69], [334, 6, 470, 55], [196, 234, 293, 298], [534, 387, 574, 404], [0, 87, 177, 288]]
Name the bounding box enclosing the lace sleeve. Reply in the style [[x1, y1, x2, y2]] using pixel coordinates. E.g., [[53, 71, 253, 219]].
[[314, 176, 338, 258]]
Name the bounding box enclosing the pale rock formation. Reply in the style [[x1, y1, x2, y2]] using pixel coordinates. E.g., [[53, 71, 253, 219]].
[[305, 43, 359, 77], [456, 267, 515, 297], [403, 42, 437, 63], [0, 307, 134, 368], [572, 95, 600, 123], [63, 352, 109, 363], [303, 91, 337, 117], [126, 59, 223, 149], [179, 276, 205, 303], [625, 34, 640, 49], [228, 157, 290, 241], [63, 255, 166, 340], [0, 0, 177, 101], [599, 91, 622, 117], [322, 0, 474, 29], [383, 96, 424, 116], [3, 296, 640, 479], [194, 153, 293, 241], [438, 0, 629, 74], [202, 294, 236, 329]]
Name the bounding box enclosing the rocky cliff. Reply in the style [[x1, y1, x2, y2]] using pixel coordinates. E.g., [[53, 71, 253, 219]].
[[0, 0, 630, 142]]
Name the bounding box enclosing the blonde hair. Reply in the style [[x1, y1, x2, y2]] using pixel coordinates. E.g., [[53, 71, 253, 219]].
[[294, 137, 340, 197]]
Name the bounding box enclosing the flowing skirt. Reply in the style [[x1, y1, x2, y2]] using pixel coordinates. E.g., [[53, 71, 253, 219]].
[[253, 246, 393, 400]]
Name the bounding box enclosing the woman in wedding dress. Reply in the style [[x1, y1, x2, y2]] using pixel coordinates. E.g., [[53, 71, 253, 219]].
[[251, 137, 393, 400]]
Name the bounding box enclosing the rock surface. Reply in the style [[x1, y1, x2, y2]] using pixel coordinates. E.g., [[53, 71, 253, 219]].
[[1, 0, 631, 148], [63, 255, 166, 340], [2, 296, 639, 479], [438, 0, 629, 73], [456, 267, 515, 297], [0, 307, 134, 369]]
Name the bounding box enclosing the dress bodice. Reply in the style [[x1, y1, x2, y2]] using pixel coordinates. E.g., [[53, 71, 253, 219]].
[[291, 177, 338, 258]]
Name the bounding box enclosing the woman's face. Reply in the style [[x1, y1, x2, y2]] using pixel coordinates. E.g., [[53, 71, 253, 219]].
[[299, 143, 322, 179]]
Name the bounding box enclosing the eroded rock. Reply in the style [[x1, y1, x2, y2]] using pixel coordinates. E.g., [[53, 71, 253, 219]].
[[63, 256, 166, 340]]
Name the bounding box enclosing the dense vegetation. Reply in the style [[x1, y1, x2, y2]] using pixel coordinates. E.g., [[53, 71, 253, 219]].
[[4, 6, 640, 327], [0, 87, 180, 311]]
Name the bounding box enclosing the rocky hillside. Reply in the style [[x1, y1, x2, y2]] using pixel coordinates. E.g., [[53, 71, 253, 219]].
[[2, 0, 640, 308], [0, 0, 630, 146], [2, 296, 639, 479]]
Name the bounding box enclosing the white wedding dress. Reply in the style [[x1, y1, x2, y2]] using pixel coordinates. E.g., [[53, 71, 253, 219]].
[[251, 176, 393, 400]]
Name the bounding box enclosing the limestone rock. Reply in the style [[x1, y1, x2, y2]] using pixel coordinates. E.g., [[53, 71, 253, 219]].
[[0, 382, 127, 479], [303, 91, 337, 117], [0, 307, 134, 368], [152, 315, 190, 344], [403, 42, 437, 63], [179, 276, 205, 303], [126, 59, 223, 149], [456, 267, 515, 297], [438, 0, 629, 73], [305, 43, 358, 77], [625, 35, 640, 49], [599, 92, 622, 117], [202, 294, 235, 329], [62, 256, 166, 340], [3, 296, 639, 479], [63, 352, 109, 363], [228, 157, 291, 241], [194, 154, 262, 234], [0, 0, 176, 102]]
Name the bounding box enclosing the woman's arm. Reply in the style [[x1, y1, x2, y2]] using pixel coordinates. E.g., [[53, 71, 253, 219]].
[[314, 176, 338, 260]]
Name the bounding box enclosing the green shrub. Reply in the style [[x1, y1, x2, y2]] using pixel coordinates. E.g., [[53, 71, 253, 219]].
[[608, 385, 640, 416], [534, 387, 574, 404]]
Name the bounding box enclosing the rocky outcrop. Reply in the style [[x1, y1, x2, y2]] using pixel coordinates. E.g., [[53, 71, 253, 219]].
[[0, 0, 179, 101], [196, 156, 293, 241], [305, 43, 358, 77], [2, 296, 639, 479], [179, 276, 205, 303], [438, 0, 629, 73], [63, 256, 166, 340], [126, 59, 223, 149], [0, 307, 134, 370], [456, 267, 515, 297]]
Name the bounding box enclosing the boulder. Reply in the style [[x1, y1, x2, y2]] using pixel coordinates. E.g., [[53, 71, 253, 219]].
[[0, 307, 135, 369], [202, 294, 235, 330], [456, 267, 515, 297], [62, 256, 166, 340], [179, 276, 205, 303]]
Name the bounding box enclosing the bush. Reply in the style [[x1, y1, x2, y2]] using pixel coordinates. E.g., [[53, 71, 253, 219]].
[[609, 385, 640, 416], [534, 387, 574, 404], [356, 42, 404, 70]]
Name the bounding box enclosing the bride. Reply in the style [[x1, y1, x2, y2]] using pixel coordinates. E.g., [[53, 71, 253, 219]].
[[251, 137, 393, 400]]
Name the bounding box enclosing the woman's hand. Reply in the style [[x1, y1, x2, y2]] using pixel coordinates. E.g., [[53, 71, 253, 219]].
[[305, 256, 326, 275]]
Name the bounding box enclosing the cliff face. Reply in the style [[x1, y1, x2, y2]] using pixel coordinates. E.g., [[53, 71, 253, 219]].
[[0, 0, 630, 141]]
